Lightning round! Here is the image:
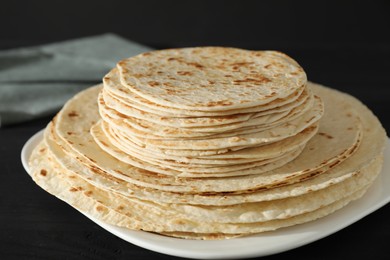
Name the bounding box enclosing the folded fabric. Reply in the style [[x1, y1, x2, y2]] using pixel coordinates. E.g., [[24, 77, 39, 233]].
[[0, 33, 152, 126]]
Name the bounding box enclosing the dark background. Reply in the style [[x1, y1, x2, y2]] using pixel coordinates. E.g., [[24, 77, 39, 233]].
[[1, 1, 390, 259]]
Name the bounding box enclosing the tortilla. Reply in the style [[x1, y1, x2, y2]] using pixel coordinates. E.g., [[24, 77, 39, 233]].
[[116, 47, 306, 111]]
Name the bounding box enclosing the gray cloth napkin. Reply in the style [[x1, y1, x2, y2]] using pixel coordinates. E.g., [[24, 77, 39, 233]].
[[0, 33, 152, 126]]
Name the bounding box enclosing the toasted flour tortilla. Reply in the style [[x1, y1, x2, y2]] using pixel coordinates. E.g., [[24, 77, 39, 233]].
[[104, 68, 307, 117], [116, 47, 306, 111], [90, 120, 306, 177], [98, 120, 317, 166], [101, 84, 311, 128], [99, 87, 313, 134], [52, 83, 361, 193], [27, 45, 386, 239], [104, 96, 322, 149], [30, 139, 381, 235], [100, 124, 319, 164]]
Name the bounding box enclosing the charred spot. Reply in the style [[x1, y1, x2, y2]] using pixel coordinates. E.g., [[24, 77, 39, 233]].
[[233, 77, 271, 84], [148, 81, 161, 87], [230, 62, 255, 66], [68, 111, 79, 117], [187, 62, 204, 69], [165, 89, 179, 95], [328, 161, 340, 169], [40, 169, 47, 176], [177, 71, 193, 76], [206, 100, 234, 107], [96, 206, 104, 212], [67, 131, 73, 135], [89, 166, 101, 173], [173, 219, 186, 225], [69, 187, 78, 192], [318, 132, 334, 139], [84, 190, 93, 196], [114, 169, 125, 176]]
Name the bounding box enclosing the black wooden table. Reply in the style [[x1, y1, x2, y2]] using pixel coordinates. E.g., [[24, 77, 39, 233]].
[[1, 46, 390, 260]]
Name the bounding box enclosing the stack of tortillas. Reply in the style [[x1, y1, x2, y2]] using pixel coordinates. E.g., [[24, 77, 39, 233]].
[[29, 47, 386, 239]]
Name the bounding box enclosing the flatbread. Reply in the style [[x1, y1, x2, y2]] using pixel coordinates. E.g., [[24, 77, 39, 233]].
[[30, 140, 381, 235], [26, 46, 386, 239], [53, 84, 361, 193], [116, 47, 306, 111], [104, 68, 307, 117]]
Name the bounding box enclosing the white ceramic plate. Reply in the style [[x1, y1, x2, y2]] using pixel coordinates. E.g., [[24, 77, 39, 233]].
[[21, 130, 390, 259]]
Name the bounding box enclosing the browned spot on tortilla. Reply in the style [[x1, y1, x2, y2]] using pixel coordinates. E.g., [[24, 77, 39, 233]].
[[148, 81, 160, 86], [68, 111, 78, 117], [40, 169, 47, 176], [67, 131, 73, 135], [318, 132, 334, 139], [177, 71, 193, 76], [69, 187, 78, 192], [39, 148, 46, 153], [305, 116, 316, 124], [84, 190, 93, 196], [100, 141, 109, 147], [187, 62, 204, 69], [96, 206, 104, 212], [114, 169, 126, 176], [328, 161, 340, 169], [173, 219, 186, 225], [206, 100, 233, 107], [86, 156, 97, 163], [230, 62, 255, 66]]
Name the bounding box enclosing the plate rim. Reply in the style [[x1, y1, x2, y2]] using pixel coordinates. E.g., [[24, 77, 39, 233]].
[[21, 129, 390, 259]]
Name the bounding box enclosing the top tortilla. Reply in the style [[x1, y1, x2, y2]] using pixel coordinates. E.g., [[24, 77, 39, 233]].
[[116, 47, 306, 111]]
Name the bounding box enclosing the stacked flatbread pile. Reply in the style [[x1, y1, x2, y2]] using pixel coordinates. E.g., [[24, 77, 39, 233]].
[[29, 47, 386, 239]]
